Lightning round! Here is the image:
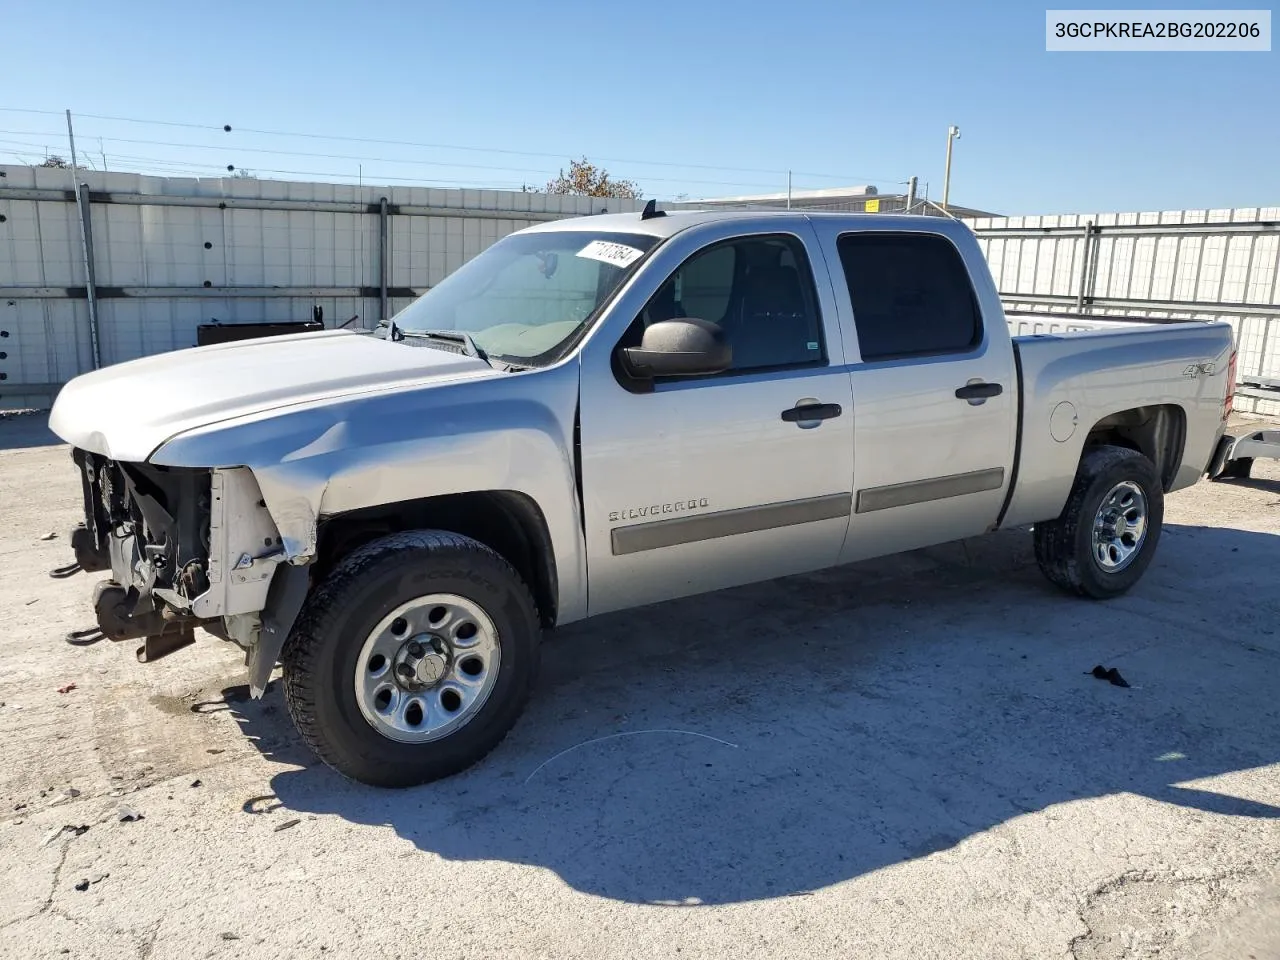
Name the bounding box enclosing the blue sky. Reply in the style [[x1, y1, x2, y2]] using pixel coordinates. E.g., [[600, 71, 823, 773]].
[[2, 0, 1275, 215]]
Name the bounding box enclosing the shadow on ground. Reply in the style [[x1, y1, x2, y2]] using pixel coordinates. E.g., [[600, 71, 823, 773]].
[[1212, 474, 1280, 496], [0, 412, 59, 451], [224, 523, 1280, 905]]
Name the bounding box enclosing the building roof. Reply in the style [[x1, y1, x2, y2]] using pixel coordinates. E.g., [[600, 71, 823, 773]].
[[679, 185, 879, 205], [667, 184, 999, 219], [522, 209, 983, 243]]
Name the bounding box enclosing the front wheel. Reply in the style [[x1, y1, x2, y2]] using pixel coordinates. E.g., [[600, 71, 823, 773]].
[[282, 531, 540, 787], [1034, 445, 1164, 599]]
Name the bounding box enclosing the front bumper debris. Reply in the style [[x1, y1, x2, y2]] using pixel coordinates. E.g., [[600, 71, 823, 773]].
[[68, 449, 292, 677]]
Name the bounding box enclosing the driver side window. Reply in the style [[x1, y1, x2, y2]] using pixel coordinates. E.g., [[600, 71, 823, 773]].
[[635, 234, 826, 374]]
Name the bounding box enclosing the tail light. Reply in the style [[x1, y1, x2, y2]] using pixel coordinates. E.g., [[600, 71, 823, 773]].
[[1223, 347, 1238, 421]]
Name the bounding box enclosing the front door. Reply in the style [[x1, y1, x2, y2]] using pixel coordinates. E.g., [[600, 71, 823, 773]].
[[578, 221, 855, 615]]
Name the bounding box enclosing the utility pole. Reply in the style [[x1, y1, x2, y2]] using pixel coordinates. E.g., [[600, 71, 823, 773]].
[[786, 170, 792, 209], [65, 110, 102, 370], [905, 175, 918, 213], [942, 125, 961, 213]]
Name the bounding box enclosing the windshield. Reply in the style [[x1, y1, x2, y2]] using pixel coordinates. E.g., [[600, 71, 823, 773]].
[[390, 230, 660, 365]]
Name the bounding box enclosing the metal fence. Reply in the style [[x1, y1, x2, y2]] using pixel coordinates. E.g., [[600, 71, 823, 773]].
[[3, 167, 1278, 420], [0, 166, 643, 407], [966, 208, 1280, 417]]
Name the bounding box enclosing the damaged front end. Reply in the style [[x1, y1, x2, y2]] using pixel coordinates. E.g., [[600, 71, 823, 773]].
[[69, 449, 306, 692]]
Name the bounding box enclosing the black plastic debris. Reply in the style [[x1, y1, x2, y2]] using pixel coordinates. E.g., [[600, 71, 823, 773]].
[[65, 627, 104, 646], [1090, 664, 1131, 688], [273, 818, 301, 833], [75, 873, 108, 891], [191, 779, 203, 788], [48, 562, 81, 579]]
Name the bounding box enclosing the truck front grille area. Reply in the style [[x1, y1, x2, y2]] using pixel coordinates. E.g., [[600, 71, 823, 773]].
[[72, 448, 214, 605]]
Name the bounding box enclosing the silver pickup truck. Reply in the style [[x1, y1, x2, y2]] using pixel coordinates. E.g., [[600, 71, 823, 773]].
[[48, 209, 1237, 786]]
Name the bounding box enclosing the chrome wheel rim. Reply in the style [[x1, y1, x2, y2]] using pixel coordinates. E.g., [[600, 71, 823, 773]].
[[354, 594, 501, 743], [1091, 480, 1148, 572]]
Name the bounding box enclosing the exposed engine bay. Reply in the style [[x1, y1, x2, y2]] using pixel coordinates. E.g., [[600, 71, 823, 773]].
[[70, 449, 291, 668]]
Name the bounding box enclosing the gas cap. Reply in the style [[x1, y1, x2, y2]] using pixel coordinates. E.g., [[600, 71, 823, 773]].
[[1050, 401, 1078, 442]]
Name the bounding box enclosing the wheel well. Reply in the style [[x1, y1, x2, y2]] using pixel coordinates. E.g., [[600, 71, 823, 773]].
[[313, 491, 559, 628], [1082, 404, 1186, 490]]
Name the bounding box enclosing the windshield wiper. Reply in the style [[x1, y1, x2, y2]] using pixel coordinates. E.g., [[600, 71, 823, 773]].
[[387, 326, 500, 368], [409, 329, 489, 362], [375, 322, 528, 371]]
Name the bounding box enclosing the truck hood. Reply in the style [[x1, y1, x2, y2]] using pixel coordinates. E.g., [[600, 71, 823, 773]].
[[48, 329, 497, 462]]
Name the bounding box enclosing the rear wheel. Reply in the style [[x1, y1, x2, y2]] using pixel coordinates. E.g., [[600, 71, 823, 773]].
[[282, 531, 540, 787], [1034, 445, 1164, 599]]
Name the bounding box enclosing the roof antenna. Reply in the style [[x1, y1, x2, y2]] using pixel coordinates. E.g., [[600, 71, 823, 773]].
[[640, 198, 666, 220]]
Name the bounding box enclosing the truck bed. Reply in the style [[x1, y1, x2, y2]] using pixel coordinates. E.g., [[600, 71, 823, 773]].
[[1006, 310, 1191, 338], [1000, 311, 1234, 528]]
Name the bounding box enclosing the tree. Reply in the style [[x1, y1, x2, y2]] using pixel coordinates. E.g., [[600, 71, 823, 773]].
[[39, 156, 69, 168], [545, 158, 641, 199]]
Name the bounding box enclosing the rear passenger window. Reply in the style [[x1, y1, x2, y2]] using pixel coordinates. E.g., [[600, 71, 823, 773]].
[[836, 233, 982, 362]]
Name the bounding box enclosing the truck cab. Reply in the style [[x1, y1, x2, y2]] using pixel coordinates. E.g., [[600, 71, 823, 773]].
[[571, 211, 1019, 612]]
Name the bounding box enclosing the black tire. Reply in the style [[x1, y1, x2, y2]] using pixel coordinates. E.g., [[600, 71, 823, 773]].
[[282, 531, 540, 787], [1033, 445, 1164, 600]]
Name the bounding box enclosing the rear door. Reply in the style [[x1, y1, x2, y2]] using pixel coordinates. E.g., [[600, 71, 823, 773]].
[[808, 221, 1018, 563]]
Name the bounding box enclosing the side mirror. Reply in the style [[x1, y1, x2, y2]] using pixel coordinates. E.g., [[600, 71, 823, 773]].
[[619, 319, 732, 380]]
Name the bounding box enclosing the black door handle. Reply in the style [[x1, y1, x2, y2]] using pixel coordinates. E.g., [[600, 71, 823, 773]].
[[955, 382, 1003, 400], [781, 402, 843, 423]]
